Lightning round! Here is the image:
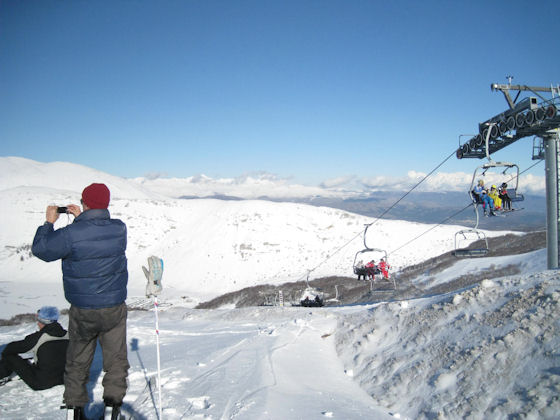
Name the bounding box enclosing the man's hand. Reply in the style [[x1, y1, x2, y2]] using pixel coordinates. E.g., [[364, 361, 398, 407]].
[[66, 204, 82, 218], [46, 206, 59, 224]]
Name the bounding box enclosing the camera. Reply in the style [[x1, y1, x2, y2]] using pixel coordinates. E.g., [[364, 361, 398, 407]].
[[57, 207, 68, 214]]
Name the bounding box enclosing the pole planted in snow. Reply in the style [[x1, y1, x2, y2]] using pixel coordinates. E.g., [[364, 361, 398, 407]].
[[154, 296, 163, 420], [143, 256, 164, 420]]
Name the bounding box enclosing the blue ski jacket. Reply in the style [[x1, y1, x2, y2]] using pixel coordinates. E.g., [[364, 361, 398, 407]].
[[32, 209, 128, 309]]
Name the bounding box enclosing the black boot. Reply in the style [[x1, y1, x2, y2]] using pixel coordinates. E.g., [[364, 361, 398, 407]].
[[103, 399, 122, 420], [63, 405, 87, 420]]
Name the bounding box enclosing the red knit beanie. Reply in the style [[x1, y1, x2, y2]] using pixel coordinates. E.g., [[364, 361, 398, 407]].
[[82, 183, 110, 209]]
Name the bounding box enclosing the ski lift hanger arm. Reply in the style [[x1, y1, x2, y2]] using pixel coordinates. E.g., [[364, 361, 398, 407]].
[[361, 224, 389, 258]]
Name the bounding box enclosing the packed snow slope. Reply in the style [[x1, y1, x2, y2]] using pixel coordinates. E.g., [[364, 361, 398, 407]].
[[0, 156, 509, 316]]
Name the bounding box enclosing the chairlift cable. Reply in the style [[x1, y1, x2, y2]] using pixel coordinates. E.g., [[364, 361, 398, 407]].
[[295, 230, 365, 281], [296, 152, 540, 282], [387, 159, 543, 257], [365, 149, 457, 228], [503, 159, 543, 185], [387, 202, 474, 257], [296, 149, 458, 281]]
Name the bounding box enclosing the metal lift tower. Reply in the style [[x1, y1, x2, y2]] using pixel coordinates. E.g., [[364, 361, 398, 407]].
[[456, 80, 560, 269]]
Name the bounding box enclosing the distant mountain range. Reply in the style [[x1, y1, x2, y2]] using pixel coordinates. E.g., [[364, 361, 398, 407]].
[[180, 191, 547, 232]]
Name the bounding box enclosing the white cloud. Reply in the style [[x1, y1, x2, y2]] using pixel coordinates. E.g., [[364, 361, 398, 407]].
[[320, 175, 357, 189], [520, 173, 546, 194], [143, 171, 168, 180], [355, 170, 545, 195], [133, 169, 546, 199]]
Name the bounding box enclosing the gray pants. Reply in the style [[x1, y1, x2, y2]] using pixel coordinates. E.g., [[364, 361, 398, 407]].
[[64, 303, 129, 407]]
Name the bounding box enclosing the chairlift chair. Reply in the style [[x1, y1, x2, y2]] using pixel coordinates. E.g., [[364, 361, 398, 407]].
[[300, 273, 324, 307], [352, 224, 395, 289], [469, 161, 524, 212], [452, 228, 489, 258], [453, 171, 492, 258], [300, 287, 324, 307], [466, 125, 524, 208]]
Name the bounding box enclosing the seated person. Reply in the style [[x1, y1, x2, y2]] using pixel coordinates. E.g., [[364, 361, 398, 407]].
[[365, 260, 377, 280], [355, 260, 367, 281], [0, 306, 69, 390], [488, 185, 502, 210], [499, 182, 512, 210], [471, 179, 485, 203], [378, 258, 390, 279], [480, 190, 497, 216]]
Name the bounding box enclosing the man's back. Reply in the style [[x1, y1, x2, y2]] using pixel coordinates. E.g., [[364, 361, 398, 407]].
[[32, 208, 127, 309]]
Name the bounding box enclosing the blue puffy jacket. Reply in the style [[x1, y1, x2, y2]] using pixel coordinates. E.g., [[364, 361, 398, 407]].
[[32, 209, 128, 309]]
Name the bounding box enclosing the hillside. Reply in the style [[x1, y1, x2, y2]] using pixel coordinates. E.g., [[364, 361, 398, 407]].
[[0, 157, 542, 318], [195, 231, 546, 309]]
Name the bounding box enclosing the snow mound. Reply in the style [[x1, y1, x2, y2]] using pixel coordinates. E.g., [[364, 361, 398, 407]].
[[336, 270, 560, 419]]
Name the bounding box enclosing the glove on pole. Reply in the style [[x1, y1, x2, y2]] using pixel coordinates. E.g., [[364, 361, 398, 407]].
[[143, 255, 164, 297], [143, 256, 164, 420]]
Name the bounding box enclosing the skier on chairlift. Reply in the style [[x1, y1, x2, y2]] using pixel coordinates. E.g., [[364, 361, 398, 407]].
[[355, 260, 367, 281], [499, 182, 512, 211], [378, 258, 390, 280], [365, 260, 377, 281], [471, 179, 495, 215], [488, 185, 502, 210]]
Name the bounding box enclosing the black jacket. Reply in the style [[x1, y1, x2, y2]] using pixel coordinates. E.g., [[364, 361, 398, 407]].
[[2, 322, 69, 384]]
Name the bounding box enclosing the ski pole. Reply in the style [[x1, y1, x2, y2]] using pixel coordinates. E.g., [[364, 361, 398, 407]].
[[154, 295, 163, 420], [143, 256, 164, 420]]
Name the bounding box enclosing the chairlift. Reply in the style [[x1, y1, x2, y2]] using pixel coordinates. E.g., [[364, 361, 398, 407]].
[[452, 228, 489, 258], [468, 125, 524, 209], [352, 224, 395, 289], [469, 161, 524, 214], [300, 272, 324, 307], [451, 159, 497, 258], [454, 139, 525, 257], [300, 288, 324, 307]]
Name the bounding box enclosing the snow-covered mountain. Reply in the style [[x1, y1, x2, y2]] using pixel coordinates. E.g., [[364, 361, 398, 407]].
[[0, 156, 506, 315], [0, 157, 160, 201], [0, 156, 558, 419]]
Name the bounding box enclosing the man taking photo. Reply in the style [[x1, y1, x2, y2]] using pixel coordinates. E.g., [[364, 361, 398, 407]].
[[32, 183, 129, 420]]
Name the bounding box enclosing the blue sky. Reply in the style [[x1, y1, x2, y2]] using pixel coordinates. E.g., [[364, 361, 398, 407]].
[[1, 0, 558, 187]]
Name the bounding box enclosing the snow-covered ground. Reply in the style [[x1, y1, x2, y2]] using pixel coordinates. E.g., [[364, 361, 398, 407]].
[[1, 157, 558, 419], [1, 252, 558, 419]]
